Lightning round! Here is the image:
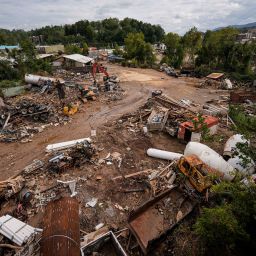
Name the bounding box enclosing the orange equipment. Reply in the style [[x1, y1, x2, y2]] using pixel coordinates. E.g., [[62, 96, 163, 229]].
[[92, 62, 109, 81]]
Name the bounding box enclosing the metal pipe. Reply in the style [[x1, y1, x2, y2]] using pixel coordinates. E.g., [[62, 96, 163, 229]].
[[147, 148, 183, 161]]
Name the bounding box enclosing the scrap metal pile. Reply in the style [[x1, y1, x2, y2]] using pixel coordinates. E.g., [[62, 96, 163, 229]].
[[0, 99, 52, 142], [47, 140, 96, 173], [160, 63, 178, 77]]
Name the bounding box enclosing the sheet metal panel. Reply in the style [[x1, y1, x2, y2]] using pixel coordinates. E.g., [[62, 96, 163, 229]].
[[0, 215, 38, 246], [40, 197, 80, 256]]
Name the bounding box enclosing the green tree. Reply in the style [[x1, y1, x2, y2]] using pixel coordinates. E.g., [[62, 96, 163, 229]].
[[7, 40, 52, 78], [82, 42, 89, 55], [195, 181, 256, 254], [65, 44, 82, 54], [195, 205, 248, 248], [113, 43, 123, 56], [183, 27, 202, 66], [164, 32, 184, 68], [124, 32, 155, 65], [0, 60, 20, 80], [195, 28, 242, 74]]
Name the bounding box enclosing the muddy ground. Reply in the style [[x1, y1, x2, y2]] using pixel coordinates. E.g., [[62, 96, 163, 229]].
[[0, 64, 228, 180], [0, 64, 233, 255]]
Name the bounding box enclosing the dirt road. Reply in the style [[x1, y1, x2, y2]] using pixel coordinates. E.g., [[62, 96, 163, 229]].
[[0, 65, 226, 180]]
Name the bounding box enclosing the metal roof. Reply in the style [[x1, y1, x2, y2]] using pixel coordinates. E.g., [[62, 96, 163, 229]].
[[62, 54, 93, 64], [36, 54, 54, 59], [0, 215, 42, 246]]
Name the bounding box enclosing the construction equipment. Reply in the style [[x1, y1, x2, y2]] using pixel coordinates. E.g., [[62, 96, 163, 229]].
[[177, 155, 219, 192], [92, 62, 109, 81]]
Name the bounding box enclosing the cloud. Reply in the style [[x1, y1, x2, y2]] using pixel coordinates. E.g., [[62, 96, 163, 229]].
[[0, 0, 255, 34]]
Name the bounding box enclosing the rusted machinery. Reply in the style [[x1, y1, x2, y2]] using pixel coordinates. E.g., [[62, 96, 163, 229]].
[[177, 155, 221, 192]]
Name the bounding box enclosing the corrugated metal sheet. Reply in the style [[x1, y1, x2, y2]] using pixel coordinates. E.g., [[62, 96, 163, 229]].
[[63, 54, 93, 64], [36, 54, 54, 59], [0, 215, 41, 246], [40, 197, 80, 256]]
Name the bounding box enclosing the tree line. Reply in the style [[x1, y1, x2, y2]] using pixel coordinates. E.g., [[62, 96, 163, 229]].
[[0, 18, 255, 81], [0, 18, 165, 46], [163, 27, 256, 80]]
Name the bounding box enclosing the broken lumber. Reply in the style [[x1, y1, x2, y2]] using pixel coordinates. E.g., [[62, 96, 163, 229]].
[[112, 169, 153, 180]]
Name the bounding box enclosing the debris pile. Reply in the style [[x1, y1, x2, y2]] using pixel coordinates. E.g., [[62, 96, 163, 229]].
[[47, 140, 95, 173], [160, 63, 178, 77], [0, 99, 53, 142], [0, 64, 255, 255]]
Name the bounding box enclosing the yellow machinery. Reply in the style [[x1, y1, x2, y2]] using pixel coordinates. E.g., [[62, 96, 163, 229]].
[[177, 155, 218, 192], [63, 103, 78, 116]]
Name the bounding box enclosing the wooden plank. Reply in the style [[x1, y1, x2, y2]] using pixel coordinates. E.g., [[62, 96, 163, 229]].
[[112, 170, 153, 180]]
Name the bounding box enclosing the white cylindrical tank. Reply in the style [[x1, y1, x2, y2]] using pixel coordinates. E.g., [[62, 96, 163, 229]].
[[184, 142, 235, 181], [25, 74, 57, 85], [223, 134, 255, 176], [223, 134, 248, 158], [147, 148, 183, 161], [228, 156, 255, 176]]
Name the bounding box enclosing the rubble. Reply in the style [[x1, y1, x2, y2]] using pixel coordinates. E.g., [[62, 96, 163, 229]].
[[81, 231, 128, 256], [47, 141, 95, 172], [230, 89, 256, 103], [160, 64, 178, 77], [0, 176, 24, 199], [128, 187, 196, 254], [1, 63, 255, 255]]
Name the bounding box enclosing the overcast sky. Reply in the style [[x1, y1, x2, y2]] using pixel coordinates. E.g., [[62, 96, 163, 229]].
[[0, 0, 255, 34]]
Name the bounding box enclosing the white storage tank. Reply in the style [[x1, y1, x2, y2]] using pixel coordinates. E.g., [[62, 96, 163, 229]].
[[184, 142, 235, 181], [25, 74, 58, 85]]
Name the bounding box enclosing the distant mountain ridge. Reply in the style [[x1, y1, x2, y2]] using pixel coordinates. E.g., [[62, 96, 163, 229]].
[[215, 21, 256, 31]]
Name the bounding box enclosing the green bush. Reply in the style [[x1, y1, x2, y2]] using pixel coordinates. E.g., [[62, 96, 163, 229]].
[[195, 205, 248, 248], [195, 181, 256, 254], [194, 65, 212, 77], [130, 58, 138, 68], [0, 60, 20, 80], [229, 72, 256, 82], [140, 63, 149, 68], [229, 105, 256, 134], [0, 79, 22, 89]]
